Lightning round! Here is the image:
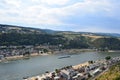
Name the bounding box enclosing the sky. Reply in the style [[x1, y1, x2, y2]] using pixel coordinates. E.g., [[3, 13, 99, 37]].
[[0, 0, 120, 33]]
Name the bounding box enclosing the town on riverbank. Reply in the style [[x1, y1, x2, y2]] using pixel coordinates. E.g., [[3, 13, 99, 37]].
[[24, 56, 120, 80], [0, 45, 96, 62], [1, 45, 120, 63], [0, 45, 54, 62]]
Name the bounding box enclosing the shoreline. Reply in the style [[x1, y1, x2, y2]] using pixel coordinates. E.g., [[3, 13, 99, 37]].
[[26, 61, 91, 80], [53, 49, 97, 54], [0, 49, 95, 63], [25, 59, 105, 80], [108, 50, 120, 52], [0, 49, 120, 63], [0, 53, 49, 63], [25, 56, 120, 80]]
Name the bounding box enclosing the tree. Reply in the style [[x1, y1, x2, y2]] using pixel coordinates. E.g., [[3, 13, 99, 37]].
[[105, 56, 111, 60], [88, 60, 93, 64], [43, 49, 48, 53], [23, 51, 30, 57]]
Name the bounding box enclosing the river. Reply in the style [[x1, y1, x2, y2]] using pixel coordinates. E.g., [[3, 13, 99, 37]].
[[0, 52, 120, 80]]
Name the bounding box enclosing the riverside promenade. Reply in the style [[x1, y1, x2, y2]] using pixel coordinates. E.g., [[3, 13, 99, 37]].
[[24, 56, 120, 80]]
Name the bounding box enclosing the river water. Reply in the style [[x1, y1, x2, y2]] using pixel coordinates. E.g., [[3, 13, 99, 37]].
[[0, 52, 120, 80]]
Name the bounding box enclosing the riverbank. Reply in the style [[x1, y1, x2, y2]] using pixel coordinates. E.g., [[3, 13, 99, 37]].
[[0, 49, 95, 63], [53, 49, 97, 54], [53, 49, 120, 54], [25, 56, 120, 80], [25, 61, 91, 80], [0, 53, 49, 63], [0, 49, 120, 63], [108, 50, 120, 52]]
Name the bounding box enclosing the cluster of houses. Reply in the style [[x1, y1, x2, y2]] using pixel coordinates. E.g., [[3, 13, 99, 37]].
[[25, 56, 120, 80], [0, 45, 53, 60]]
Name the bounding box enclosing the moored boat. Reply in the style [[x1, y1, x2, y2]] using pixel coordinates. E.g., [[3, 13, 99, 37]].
[[58, 55, 71, 59]]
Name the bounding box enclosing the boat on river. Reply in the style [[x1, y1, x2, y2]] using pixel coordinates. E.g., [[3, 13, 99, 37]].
[[58, 55, 71, 59]]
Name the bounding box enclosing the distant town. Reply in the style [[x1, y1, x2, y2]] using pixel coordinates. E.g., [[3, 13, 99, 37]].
[[0, 45, 59, 61]]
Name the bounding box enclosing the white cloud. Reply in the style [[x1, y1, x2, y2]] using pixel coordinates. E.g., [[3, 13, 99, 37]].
[[31, 0, 39, 2], [0, 0, 119, 31], [4, 0, 22, 8], [75, 26, 106, 33], [59, 0, 113, 16], [41, 0, 69, 5]]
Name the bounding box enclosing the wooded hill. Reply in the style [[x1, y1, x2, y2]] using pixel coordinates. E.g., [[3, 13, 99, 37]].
[[0, 24, 120, 50]]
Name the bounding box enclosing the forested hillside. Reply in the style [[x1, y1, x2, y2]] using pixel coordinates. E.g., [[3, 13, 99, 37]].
[[0, 24, 120, 50]]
